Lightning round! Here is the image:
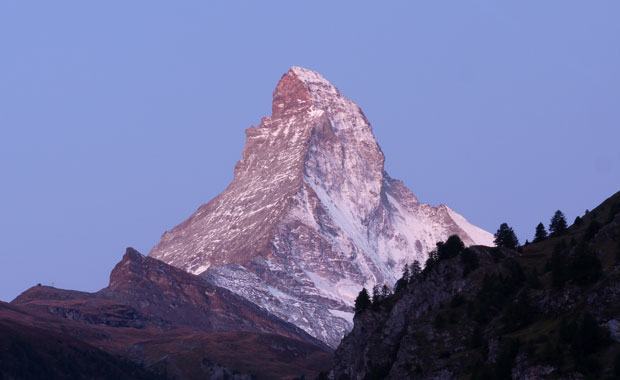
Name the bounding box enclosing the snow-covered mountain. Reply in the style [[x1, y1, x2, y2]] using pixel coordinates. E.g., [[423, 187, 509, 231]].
[[150, 67, 494, 347]]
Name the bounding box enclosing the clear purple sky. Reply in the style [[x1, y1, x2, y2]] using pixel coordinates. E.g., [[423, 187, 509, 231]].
[[1, 2, 619, 301]]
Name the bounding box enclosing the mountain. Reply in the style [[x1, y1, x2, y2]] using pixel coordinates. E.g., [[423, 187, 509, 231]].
[[5, 248, 331, 379], [150, 66, 494, 347], [0, 301, 160, 380], [330, 192, 620, 379]]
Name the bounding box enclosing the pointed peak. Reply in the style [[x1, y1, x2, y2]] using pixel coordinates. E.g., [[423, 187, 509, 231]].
[[288, 66, 334, 87], [272, 66, 339, 117], [109, 247, 146, 289], [123, 247, 143, 261], [285, 66, 339, 96]]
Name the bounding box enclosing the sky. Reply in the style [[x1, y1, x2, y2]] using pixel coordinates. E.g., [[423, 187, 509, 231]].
[[1, 1, 619, 301]]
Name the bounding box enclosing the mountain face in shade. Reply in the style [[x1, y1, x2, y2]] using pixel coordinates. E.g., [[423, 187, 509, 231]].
[[330, 192, 620, 379], [150, 66, 494, 347], [7, 248, 330, 380], [12, 248, 322, 345]]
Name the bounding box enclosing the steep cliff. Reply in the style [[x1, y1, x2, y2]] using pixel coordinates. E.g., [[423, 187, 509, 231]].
[[150, 67, 493, 347], [331, 192, 620, 379]]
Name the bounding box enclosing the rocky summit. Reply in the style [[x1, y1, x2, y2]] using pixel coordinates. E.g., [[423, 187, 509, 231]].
[[150, 67, 493, 347]]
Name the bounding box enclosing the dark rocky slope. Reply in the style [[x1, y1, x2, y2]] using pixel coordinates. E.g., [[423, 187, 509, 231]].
[[0, 301, 160, 380], [3, 249, 331, 379], [331, 192, 620, 379]]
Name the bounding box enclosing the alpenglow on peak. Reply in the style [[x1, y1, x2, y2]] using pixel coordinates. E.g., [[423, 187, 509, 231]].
[[150, 66, 494, 347]]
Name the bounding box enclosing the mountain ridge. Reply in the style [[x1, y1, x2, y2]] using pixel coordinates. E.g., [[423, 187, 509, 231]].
[[330, 191, 620, 379], [150, 66, 494, 347], [6, 248, 331, 379]]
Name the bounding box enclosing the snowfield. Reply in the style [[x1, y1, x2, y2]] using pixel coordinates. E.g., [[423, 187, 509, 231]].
[[150, 67, 493, 347]]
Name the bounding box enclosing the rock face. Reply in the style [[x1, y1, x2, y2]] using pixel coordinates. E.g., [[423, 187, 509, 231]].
[[330, 192, 620, 379], [8, 248, 331, 380], [13, 248, 322, 346], [150, 66, 494, 347]]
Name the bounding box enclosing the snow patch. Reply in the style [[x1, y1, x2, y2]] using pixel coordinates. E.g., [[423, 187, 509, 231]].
[[447, 208, 495, 247], [329, 309, 354, 324]]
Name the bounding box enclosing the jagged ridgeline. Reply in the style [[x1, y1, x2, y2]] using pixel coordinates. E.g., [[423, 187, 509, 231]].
[[330, 191, 620, 379], [4, 248, 332, 379], [150, 67, 493, 347]]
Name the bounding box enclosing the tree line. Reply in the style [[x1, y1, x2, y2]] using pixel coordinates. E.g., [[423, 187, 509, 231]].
[[494, 209, 569, 249], [355, 206, 606, 314]]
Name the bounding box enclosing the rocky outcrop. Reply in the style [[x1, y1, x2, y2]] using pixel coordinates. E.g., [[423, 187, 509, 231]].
[[8, 248, 331, 379], [331, 191, 620, 379], [150, 67, 493, 347]]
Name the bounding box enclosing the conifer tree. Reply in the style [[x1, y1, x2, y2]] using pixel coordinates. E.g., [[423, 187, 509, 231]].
[[425, 250, 439, 271], [534, 222, 548, 243], [410, 260, 422, 280], [381, 284, 392, 299], [437, 235, 465, 260], [549, 210, 568, 235], [494, 223, 519, 249], [354, 288, 371, 313], [402, 263, 410, 283], [372, 285, 382, 304], [394, 263, 410, 292]]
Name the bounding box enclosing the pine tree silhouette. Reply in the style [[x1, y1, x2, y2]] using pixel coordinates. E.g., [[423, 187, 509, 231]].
[[494, 223, 519, 249], [534, 222, 548, 242], [549, 210, 568, 235], [354, 288, 371, 313]]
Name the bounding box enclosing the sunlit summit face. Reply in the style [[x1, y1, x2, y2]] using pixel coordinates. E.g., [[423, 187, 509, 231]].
[[149, 67, 494, 347]]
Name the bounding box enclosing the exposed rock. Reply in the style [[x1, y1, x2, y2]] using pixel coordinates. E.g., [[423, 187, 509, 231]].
[[8, 248, 331, 379], [330, 192, 620, 379], [150, 66, 493, 347]]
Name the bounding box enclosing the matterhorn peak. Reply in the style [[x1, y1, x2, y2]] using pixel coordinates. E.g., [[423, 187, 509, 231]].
[[287, 66, 339, 93], [272, 66, 341, 118], [150, 67, 493, 347]]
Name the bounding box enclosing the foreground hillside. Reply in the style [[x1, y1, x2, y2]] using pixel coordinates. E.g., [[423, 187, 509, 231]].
[[331, 192, 620, 379], [1, 249, 331, 380], [0, 301, 160, 380]]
